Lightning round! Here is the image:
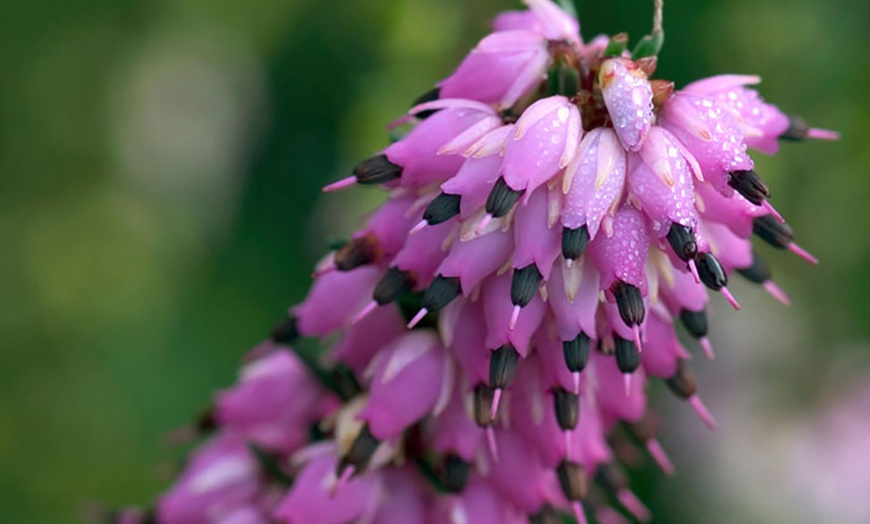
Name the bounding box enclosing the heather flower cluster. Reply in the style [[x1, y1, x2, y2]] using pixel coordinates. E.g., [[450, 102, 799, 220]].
[[116, 1, 837, 523]]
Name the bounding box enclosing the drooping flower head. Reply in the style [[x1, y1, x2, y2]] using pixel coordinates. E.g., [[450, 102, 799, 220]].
[[121, 1, 838, 522]]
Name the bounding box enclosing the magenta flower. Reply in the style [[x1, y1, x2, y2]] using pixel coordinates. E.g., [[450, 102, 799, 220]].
[[122, 1, 838, 522]]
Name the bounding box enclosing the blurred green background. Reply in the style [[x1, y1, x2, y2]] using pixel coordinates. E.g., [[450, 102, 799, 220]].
[[1, 0, 868, 522]]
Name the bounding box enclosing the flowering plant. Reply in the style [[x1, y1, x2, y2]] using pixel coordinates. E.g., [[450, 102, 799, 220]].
[[113, 1, 836, 522]]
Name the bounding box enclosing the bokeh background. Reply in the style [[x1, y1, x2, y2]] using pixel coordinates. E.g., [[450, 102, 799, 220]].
[[1, 0, 868, 522]]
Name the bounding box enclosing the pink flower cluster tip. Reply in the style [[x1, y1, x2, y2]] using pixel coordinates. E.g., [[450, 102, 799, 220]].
[[120, 1, 837, 523]]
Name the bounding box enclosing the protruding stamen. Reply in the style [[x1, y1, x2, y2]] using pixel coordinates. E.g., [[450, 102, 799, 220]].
[[695, 252, 728, 291], [554, 388, 580, 431], [646, 438, 675, 476], [561, 225, 590, 262], [334, 235, 379, 270], [789, 242, 819, 265], [271, 316, 299, 344], [623, 373, 632, 397], [612, 281, 646, 329], [761, 200, 785, 223], [563, 332, 591, 374], [806, 128, 840, 140], [409, 220, 428, 235], [486, 427, 499, 462], [473, 384, 495, 427], [781, 115, 840, 142], [688, 258, 701, 283], [352, 300, 379, 325], [475, 213, 493, 236], [322, 176, 357, 193], [699, 337, 715, 360], [422, 275, 462, 313], [678, 308, 708, 340], [509, 305, 521, 331], [485, 177, 524, 218], [374, 267, 411, 305], [406, 308, 429, 329], [557, 460, 588, 502], [727, 169, 770, 206], [511, 264, 544, 308], [572, 372, 581, 394], [572, 502, 588, 524], [442, 454, 471, 493], [564, 430, 573, 460], [615, 335, 640, 375], [720, 286, 741, 310], [337, 424, 379, 478], [632, 324, 643, 354], [489, 388, 503, 421], [423, 192, 462, 226], [329, 465, 355, 497], [689, 395, 717, 429], [763, 281, 791, 305], [666, 223, 698, 262], [489, 344, 520, 391], [617, 489, 651, 522]]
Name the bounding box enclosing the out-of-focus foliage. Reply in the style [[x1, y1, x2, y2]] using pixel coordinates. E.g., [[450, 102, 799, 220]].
[[0, 0, 867, 522]]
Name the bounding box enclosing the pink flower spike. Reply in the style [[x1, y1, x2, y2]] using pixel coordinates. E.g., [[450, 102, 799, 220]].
[[789, 242, 819, 265], [322, 176, 357, 193], [572, 502, 589, 524], [646, 439, 675, 476], [407, 308, 428, 329], [763, 280, 791, 305], [689, 395, 717, 430], [700, 337, 715, 360], [761, 200, 785, 223], [720, 286, 741, 310], [617, 489, 652, 522]]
